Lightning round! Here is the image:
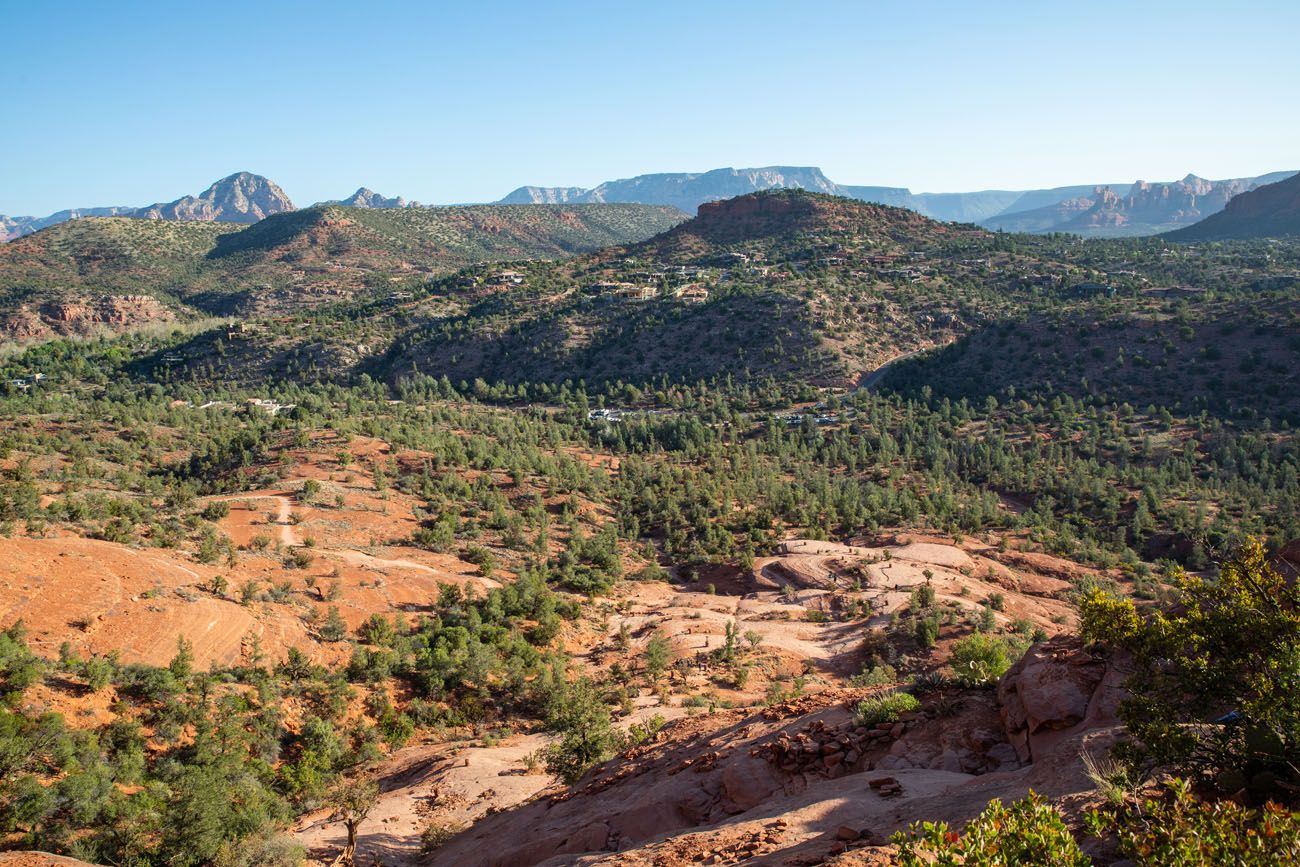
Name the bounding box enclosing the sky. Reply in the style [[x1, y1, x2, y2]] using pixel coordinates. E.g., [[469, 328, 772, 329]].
[[3, 0, 1299, 216]]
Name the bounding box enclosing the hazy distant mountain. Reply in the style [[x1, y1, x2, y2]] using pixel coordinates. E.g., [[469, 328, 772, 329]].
[[1, 206, 137, 242], [0, 172, 295, 242], [984, 172, 1298, 236], [498, 167, 846, 214], [498, 167, 1140, 224], [1165, 172, 1300, 241], [325, 187, 418, 209]]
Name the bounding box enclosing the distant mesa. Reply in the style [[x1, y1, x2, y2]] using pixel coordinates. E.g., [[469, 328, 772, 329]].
[[498, 165, 1298, 236], [498, 166, 847, 215]]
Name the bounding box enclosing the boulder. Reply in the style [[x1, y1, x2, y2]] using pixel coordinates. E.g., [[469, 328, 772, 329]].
[[997, 636, 1119, 762]]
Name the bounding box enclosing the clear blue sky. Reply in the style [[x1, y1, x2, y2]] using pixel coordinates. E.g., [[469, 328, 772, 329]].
[[3, 0, 1298, 215]]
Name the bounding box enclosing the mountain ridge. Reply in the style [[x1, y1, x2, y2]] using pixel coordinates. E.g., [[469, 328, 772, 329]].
[[1164, 171, 1300, 241], [498, 165, 1296, 232], [984, 171, 1299, 236], [0, 172, 295, 241]]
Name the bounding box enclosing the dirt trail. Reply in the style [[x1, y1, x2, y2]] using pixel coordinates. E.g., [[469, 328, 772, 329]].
[[208, 493, 299, 546]]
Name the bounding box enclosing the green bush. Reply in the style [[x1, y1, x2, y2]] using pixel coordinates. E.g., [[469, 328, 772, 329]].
[[1080, 540, 1300, 797], [855, 690, 920, 726], [850, 664, 897, 689], [1085, 778, 1300, 865], [895, 791, 1089, 866], [949, 634, 1012, 687]]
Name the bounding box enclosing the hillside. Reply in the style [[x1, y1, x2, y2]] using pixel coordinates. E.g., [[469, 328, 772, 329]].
[[0, 202, 687, 340], [1165, 171, 1300, 240], [373, 191, 983, 388], [209, 202, 687, 267]]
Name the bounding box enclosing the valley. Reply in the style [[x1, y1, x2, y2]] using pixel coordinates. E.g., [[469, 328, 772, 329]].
[[0, 183, 1298, 866]]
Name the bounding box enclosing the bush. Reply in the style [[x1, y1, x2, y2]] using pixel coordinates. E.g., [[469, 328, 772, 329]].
[[949, 634, 1012, 687], [1080, 539, 1300, 797], [850, 664, 897, 689], [1085, 778, 1300, 865], [543, 677, 624, 784], [895, 791, 1089, 866], [0, 621, 43, 702], [201, 501, 230, 522], [855, 690, 920, 726], [420, 820, 464, 853]]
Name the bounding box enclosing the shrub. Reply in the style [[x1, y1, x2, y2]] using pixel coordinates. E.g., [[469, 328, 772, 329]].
[[855, 690, 920, 726], [319, 607, 348, 642], [895, 791, 1089, 866], [1079, 539, 1300, 797], [0, 621, 43, 702], [911, 582, 936, 609], [851, 664, 897, 689], [420, 821, 464, 853], [949, 634, 1012, 687], [201, 501, 230, 521], [286, 548, 315, 569], [1085, 778, 1300, 865], [543, 677, 623, 784], [909, 669, 950, 695]]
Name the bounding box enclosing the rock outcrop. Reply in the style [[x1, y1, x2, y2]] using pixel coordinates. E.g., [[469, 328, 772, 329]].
[[997, 636, 1124, 763], [1, 294, 174, 342]]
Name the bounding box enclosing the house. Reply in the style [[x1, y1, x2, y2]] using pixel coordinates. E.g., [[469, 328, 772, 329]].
[[674, 284, 710, 304], [487, 270, 525, 286], [618, 285, 658, 301], [247, 398, 297, 416]]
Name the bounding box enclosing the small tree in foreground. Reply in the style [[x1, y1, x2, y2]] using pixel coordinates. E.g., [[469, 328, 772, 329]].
[[543, 677, 623, 784], [1080, 539, 1300, 799], [326, 776, 379, 866]]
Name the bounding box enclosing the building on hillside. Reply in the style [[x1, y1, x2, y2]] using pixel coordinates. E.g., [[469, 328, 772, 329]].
[[487, 270, 525, 286], [674, 284, 710, 304], [247, 398, 297, 416], [618, 284, 658, 301]]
